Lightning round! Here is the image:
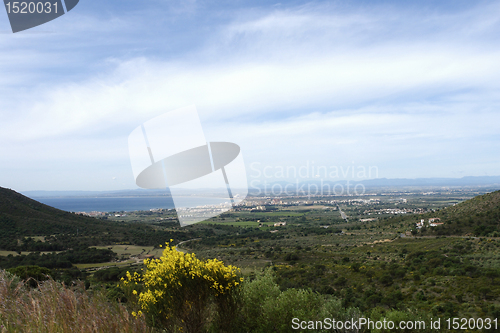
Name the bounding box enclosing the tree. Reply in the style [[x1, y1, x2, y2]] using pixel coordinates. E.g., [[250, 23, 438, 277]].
[[7, 265, 52, 287], [484, 269, 500, 284], [479, 287, 490, 300]]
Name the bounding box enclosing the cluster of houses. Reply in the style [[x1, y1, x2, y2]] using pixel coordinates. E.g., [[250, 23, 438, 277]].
[[416, 218, 444, 229], [257, 221, 287, 228], [363, 207, 426, 215], [259, 221, 287, 233], [75, 211, 106, 217]]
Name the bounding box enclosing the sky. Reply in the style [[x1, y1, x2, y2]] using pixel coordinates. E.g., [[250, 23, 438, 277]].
[[1, 0, 499, 191]]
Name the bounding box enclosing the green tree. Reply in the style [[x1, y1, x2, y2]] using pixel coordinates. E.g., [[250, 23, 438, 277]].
[[7, 265, 52, 287]]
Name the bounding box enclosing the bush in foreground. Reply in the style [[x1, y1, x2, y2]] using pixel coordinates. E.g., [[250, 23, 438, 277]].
[[239, 268, 367, 333], [123, 241, 242, 332]]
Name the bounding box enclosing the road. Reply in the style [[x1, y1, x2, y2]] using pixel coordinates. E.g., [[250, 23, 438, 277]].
[[337, 205, 348, 221]]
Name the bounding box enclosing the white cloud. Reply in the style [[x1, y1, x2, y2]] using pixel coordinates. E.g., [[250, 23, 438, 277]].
[[3, 44, 499, 140], [1, 1, 500, 189]]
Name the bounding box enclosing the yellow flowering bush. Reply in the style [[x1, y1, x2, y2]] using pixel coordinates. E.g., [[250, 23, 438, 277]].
[[123, 241, 242, 332]]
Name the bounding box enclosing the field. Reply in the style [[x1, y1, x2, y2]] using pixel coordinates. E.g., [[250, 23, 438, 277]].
[[93, 245, 163, 258], [200, 220, 275, 227], [73, 245, 165, 270]]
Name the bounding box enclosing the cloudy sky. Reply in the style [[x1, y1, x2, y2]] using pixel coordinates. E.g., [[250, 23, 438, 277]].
[[1, 0, 499, 191]]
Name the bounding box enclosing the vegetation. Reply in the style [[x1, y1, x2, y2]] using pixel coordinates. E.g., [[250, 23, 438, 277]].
[[1, 187, 500, 332], [0, 270, 150, 333], [0, 247, 116, 269], [123, 242, 242, 332], [0, 187, 199, 253]]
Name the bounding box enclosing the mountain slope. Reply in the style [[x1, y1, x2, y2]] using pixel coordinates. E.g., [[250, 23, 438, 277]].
[[437, 190, 500, 236], [0, 186, 114, 236], [384, 190, 500, 236], [0, 187, 191, 251]]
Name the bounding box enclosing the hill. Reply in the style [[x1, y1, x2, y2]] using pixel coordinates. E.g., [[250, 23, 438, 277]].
[[436, 190, 500, 236], [0, 187, 192, 252], [0, 186, 114, 236], [383, 190, 500, 236]]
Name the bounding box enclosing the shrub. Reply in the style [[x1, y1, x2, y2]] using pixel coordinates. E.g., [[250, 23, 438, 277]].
[[334, 276, 347, 286], [239, 268, 366, 333], [379, 274, 393, 286], [123, 241, 242, 332], [239, 268, 281, 331], [7, 265, 52, 287], [370, 308, 433, 332], [284, 253, 299, 261]]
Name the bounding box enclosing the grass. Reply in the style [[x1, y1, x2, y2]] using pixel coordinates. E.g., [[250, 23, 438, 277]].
[[74, 259, 138, 269], [238, 212, 304, 217], [0, 251, 30, 257], [281, 205, 331, 210], [93, 245, 162, 257], [0, 270, 151, 333], [200, 221, 275, 227], [73, 245, 165, 269], [74, 245, 166, 269], [0, 251, 62, 257]]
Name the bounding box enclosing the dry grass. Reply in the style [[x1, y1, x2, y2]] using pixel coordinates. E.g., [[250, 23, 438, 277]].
[[0, 270, 152, 333], [93, 245, 162, 258]]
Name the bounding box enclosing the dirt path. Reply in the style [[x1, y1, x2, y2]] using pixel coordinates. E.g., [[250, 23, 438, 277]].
[[175, 238, 201, 253]]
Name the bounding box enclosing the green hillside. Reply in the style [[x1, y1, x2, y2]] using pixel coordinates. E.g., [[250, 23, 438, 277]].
[[0, 186, 115, 236], [383, 190, 500, 237], [438, 190, 500, 236], [0, 187, 193, 253]]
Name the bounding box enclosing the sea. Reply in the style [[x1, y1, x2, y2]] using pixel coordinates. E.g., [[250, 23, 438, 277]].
[[33, 196, 230, 213]]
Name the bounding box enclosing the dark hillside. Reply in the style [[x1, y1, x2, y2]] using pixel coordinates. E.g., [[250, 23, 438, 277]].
[[0, 186, 118, 236], [0, 187, 192, 252]]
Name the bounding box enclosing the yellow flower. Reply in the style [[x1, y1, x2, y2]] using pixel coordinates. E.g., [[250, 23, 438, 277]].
[[123, 242, 242, 321]]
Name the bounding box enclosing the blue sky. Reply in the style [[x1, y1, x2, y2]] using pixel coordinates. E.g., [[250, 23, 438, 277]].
[[1, 0, 499, 191]]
